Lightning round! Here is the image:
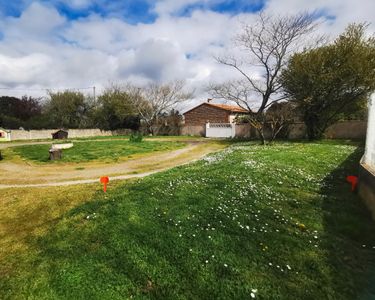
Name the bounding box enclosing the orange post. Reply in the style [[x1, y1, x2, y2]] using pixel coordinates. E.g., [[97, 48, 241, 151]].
[[100, 176, 109, 193]]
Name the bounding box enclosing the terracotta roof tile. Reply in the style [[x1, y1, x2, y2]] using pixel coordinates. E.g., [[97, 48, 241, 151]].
[[206, 103, 249, 113]]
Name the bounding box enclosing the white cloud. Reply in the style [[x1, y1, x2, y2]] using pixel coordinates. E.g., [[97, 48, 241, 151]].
[[0, 53, 53, 85], [0, 0, 374, 108], [4, 2, 66, 40]]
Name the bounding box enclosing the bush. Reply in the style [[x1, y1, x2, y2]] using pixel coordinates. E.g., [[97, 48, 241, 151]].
[[129, 132, 143, 143]]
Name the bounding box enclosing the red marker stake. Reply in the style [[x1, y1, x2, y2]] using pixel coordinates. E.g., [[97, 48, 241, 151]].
[[100, 176, 109, 193], [346, 175, 358, 192]]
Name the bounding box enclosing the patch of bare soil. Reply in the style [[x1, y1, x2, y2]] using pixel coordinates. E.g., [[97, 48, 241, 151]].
[[0, 140, 224, 188]]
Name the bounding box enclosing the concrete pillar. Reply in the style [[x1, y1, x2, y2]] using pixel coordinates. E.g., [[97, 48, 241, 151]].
[[359, 93, 375, 219], [364, 94, 375, 167]]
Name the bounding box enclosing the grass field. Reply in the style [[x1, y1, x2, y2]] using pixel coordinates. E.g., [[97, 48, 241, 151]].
[[4, 140, 187, 163], [0, 135, 201, 143], [1, 141, 375, 299]]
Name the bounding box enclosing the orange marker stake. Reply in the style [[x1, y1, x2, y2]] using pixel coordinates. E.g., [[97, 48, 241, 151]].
[[100, 176, 109, 192], [346, 175, 358, 192]]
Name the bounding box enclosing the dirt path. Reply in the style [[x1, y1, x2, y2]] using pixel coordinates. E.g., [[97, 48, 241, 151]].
[[0, 140, 224, 188]]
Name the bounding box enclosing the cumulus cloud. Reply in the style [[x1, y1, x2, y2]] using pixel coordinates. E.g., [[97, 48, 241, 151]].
[[0, 53, 53, 86], [0, 0, 374, 105], [3, 2, 66, 40]]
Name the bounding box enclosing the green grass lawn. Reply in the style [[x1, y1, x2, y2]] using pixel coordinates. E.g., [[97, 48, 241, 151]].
[[0, 135, 202, 144], [5, 140, 187, 163], [1, 141, 375, 299]]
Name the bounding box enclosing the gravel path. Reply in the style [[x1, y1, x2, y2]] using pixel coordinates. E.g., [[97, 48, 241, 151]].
[[0, 140, 223, 189]]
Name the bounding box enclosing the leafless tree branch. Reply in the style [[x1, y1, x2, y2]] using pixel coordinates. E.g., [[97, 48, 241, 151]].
[[209, 11, 320, 143]]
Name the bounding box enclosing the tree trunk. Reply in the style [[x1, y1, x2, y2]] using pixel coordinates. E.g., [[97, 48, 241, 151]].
[[256, 127, 266, 145], [304, 113, 321, 140], [269, 124, 284, 144], [146, 123, 154, 135]]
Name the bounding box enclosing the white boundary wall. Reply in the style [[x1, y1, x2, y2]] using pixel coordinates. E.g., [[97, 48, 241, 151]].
[[364, 94, 375, 168], [206, 123, 235, 138], [8, 129, 113, 141]]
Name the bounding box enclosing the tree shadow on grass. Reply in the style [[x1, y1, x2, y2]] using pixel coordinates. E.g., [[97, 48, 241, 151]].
[[17, 185, 247, 300], [320, 147, 375, 299]]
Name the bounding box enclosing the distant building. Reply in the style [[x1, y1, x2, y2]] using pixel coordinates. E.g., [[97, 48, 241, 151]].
[[52, 129, 68, 139], [0, 128, 11, 141], [359, 94, 375, 219], [183, 100, 250, 127]]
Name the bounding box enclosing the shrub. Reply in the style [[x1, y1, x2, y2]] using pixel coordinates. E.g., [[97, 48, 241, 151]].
[[129, 132, 143, 143]]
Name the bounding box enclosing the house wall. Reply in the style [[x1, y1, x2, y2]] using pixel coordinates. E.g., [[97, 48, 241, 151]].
[[359, 94, 375, 219], [184, 104, 230, 126]]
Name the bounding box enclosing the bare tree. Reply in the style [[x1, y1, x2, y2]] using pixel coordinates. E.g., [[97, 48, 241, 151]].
[[209, 11, 319, 144], [130, 80, 192, 135]]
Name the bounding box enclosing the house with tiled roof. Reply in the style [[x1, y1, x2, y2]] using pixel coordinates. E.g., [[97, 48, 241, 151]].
[[183, 100, 250, 127]]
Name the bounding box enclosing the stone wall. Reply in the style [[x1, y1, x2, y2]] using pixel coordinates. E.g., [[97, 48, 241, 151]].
[[181, 120, 367, 139], [181, 125, 206, 136], [6, 120, 367, 140], [287, 123, 307, 139], [286, 121, 367, 140], [324, 121, 367, 139], [9, 128, 113, 141], [235, 124, 253, 138]]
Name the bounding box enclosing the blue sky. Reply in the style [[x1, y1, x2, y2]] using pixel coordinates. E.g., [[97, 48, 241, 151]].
[[0, 0, 266, 24]]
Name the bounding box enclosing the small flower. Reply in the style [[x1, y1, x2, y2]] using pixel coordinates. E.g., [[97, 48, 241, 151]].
[[286, 265, 291, 270], [224, 263, 228, 267]]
